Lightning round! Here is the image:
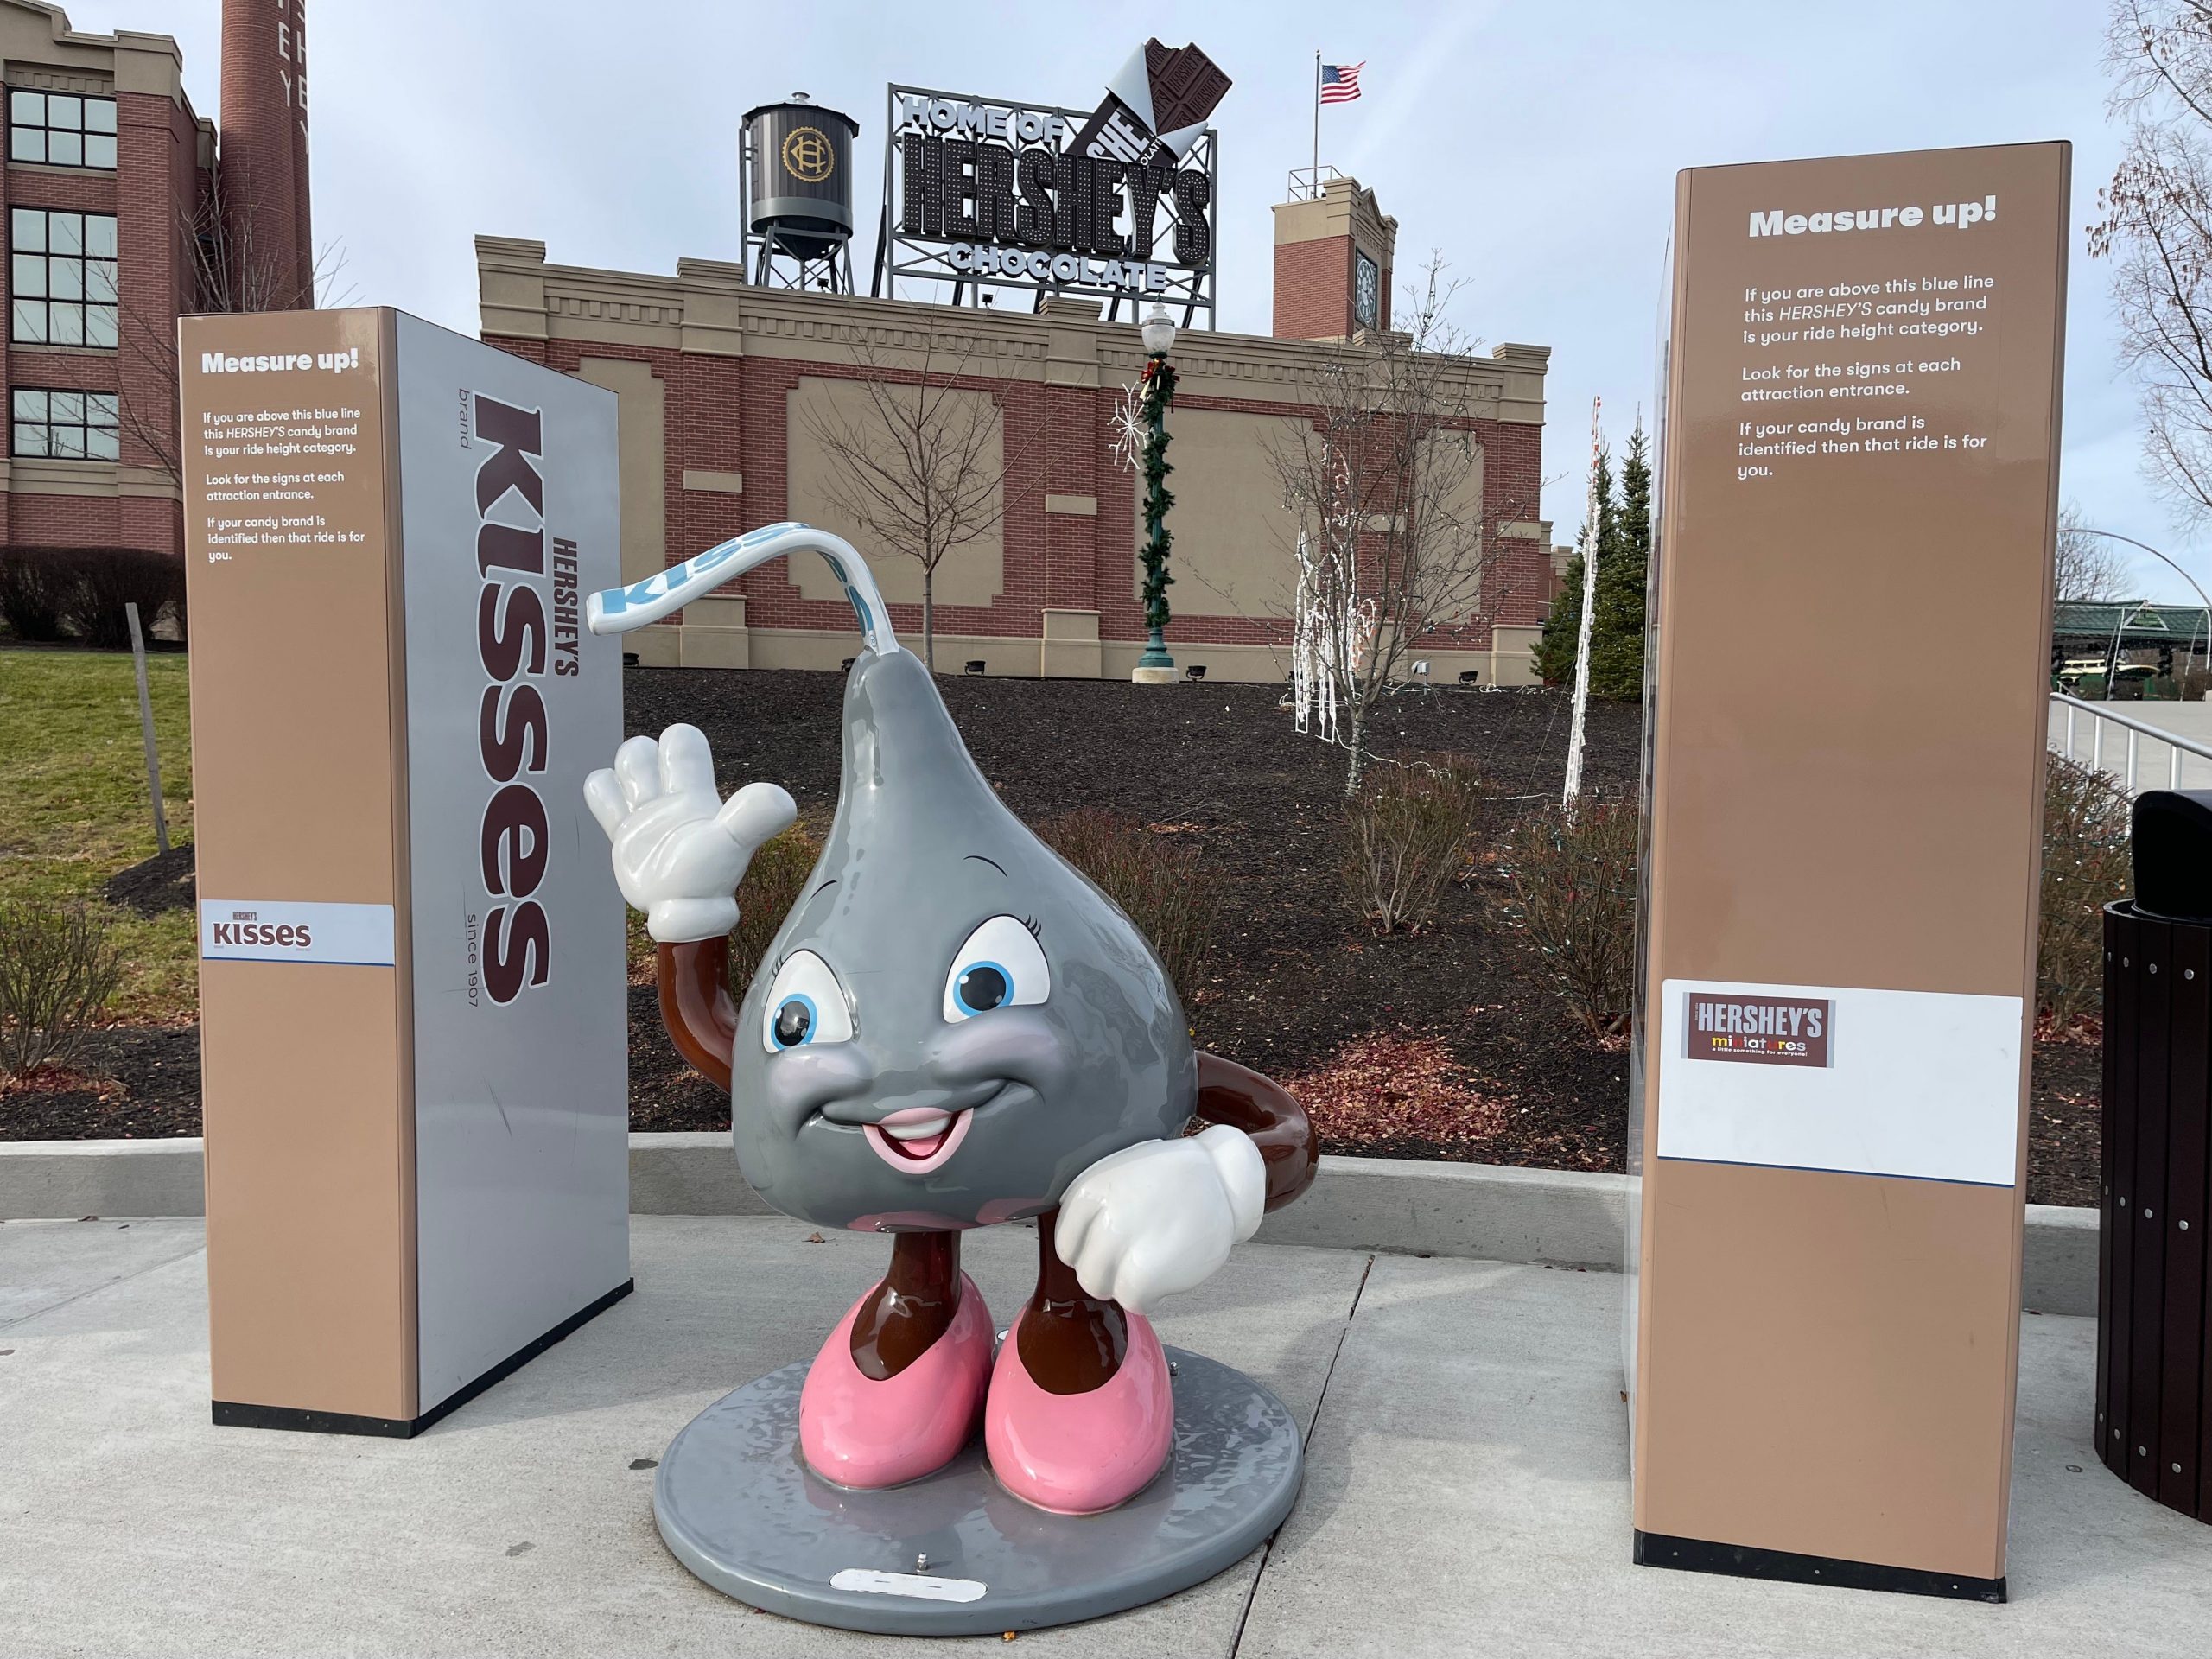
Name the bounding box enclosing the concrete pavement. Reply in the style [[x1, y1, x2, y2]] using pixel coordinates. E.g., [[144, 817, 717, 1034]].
[[4, 1215, 2210, 1656]]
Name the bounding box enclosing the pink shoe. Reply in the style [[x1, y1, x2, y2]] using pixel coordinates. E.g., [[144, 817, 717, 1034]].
[[798, 1273, 992, 1489], [985, 1309, 1174, 1515]]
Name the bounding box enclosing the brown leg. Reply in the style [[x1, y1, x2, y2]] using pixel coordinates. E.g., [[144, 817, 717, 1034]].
[[848, 1230, 963, 1382], [1014, 1209, 1128, 1395]]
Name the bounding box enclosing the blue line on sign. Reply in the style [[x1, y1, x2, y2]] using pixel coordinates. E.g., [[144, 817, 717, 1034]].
[[200, 957, 396, 967], [1653, 1154, 2016, 1190]]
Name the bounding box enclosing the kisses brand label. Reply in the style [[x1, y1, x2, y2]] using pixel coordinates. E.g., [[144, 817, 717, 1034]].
[[198, 899, 395, 966]]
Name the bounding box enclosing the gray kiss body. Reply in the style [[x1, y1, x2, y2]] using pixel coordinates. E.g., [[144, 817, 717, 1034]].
[[729, 647, 1197, 1231]]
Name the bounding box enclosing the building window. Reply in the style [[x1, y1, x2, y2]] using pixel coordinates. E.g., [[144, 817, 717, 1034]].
[[12, 388, 119, 461], [9, 90, 118, 168], [10, 209, 119, 347]]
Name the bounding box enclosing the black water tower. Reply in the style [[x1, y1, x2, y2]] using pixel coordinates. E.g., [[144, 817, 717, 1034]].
[[741, 92, 859, 292]]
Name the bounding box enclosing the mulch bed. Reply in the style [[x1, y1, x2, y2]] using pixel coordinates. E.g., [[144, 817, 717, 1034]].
[[617, 670, 1643, 1178], [0, 1025, 200, 1140], [3, 668, 2104, 1207], [102, 842, 196, 917]]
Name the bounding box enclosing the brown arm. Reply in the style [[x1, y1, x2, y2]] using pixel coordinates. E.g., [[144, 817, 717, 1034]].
[[658, 938, 738, 1094], [1192, 1052, 1319, 1212]]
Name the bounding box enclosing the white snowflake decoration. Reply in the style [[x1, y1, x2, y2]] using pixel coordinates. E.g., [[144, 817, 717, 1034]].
[[1109, 379, 1148, 474]]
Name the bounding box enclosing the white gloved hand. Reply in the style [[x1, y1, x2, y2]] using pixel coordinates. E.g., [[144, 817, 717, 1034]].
[[582, 723, 797, 944], [1053, 1125, 1267, 1315]]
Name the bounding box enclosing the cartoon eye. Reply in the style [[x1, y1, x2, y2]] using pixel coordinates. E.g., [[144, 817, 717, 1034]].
[[942, 915, 1050, 1022], [760, 950, 853, 1052]]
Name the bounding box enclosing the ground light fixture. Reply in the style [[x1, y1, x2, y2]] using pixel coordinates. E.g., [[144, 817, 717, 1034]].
[[1135, 303, 1181, 682]]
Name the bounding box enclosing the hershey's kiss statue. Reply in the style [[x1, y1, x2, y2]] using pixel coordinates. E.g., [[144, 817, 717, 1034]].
[[584, 525, 1317, 1634]]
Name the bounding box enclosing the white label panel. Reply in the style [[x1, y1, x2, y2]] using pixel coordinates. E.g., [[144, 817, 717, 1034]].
[[830, 1568, 988, 1603], [1656, 978, 2023, 1187], [198, 899, 395, 966]]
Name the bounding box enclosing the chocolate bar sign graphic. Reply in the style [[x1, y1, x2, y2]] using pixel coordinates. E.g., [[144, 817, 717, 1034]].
[[1684, 992, 1834, 1067], [1076, 39, 1232, 168]]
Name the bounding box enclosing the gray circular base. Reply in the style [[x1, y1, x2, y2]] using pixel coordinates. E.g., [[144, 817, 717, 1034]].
[[652, 1346, 1304, 1636]]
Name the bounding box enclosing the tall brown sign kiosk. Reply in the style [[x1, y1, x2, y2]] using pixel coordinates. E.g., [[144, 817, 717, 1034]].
[[182, 308, 629, 1435], [1631, 143, 2069, 1599]]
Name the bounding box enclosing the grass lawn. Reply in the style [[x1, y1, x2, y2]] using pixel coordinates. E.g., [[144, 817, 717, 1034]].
[[0, 645, 196, 1020]]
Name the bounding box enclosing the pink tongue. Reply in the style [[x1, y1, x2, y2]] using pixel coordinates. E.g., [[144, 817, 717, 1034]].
[[890, 1125, 950, 1160]]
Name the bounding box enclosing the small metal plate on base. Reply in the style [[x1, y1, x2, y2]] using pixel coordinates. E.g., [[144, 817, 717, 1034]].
[[653, 1346, 1304, 1635]]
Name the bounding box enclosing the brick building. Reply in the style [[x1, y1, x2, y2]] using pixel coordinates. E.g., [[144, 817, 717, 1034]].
[[0, 0, 308, 559], [477, 172, 1560, 683]]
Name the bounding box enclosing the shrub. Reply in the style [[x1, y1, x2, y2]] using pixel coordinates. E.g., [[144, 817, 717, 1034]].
[[1341, 754, 1491, 934], [2041, 755, 2133, 1029], [1037, 808, 1221, 1002], [0, 547, 79, 641], [0, 899, 124, 1079], [1500, 798, 1640, 1035], [60, 548, 186, 649], [731, 825, 822, 995]]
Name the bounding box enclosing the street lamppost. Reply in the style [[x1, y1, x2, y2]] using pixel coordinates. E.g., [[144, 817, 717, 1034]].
[[1133, 304, 1179, 683]]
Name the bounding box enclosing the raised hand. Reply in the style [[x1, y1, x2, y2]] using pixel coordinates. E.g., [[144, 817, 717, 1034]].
[[1052, 1126, 1267, 1315], [583, 723, 796, 944]]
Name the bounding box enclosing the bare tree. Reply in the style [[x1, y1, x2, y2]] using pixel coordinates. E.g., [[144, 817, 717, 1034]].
[[2092, 2, 2212, 523], [798, 321, 1037, 671], [2055, 501, 2133, 600], [1268, 255, 1523, 794], [118, 169, 355, 485]]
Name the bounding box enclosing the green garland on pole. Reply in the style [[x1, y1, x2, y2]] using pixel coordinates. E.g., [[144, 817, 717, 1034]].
[[1136, 355, 1179, 669]]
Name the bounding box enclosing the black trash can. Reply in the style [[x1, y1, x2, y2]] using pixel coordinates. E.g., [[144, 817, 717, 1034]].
[[2097, 789, 2212, 1518]]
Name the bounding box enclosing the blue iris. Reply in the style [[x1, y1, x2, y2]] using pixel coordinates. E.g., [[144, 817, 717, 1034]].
[[772, 992, 819, 1047], [952, 960, 1011, 1016]]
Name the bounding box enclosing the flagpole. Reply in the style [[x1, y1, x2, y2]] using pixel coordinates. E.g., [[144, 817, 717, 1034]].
[[1312, 50, 1320, 188]]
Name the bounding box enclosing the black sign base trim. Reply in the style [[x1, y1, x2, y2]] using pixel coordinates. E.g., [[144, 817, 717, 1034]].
[[211, 1278, 636, 1439], [1633, 1529, 2006, 1603]]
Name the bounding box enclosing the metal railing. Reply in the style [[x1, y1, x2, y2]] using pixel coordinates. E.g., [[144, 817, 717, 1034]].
[[2052, 690, 2212, 794]]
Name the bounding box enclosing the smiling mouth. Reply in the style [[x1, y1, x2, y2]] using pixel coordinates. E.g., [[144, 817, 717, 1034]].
[[861, 1106, 978, 1174]]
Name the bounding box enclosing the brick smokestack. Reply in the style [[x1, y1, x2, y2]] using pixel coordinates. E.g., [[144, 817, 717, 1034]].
[[220, 0, 313, 308]]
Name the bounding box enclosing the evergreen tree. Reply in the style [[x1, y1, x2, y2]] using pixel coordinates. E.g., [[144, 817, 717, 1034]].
[[1533, 448, 1615, 685], [1586, 421, 1651, 700]]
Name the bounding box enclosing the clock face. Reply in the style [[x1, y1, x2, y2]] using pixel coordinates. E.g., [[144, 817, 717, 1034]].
[[1353, 251, 1380, 329]]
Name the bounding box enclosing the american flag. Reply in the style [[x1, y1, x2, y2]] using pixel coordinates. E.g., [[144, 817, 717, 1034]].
[[1320, 62, 1363, 104]]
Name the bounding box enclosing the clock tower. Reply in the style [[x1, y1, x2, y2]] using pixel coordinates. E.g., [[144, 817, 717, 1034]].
[[1271, 175, 1396, 341]]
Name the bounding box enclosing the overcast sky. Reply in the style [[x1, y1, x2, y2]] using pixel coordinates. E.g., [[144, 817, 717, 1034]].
[[101, 1, 2190, 598]]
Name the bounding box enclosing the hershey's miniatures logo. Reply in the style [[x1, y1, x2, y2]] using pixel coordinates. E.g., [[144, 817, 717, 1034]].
[[1684, 992, 1833, 1068]]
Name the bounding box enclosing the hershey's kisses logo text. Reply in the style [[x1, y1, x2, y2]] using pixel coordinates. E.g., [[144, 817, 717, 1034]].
[[208, 909, 312, 950], [470, 391, 575, 1005], [1684, 992, 1834, 1068], [893, 92, 1211, 293]]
